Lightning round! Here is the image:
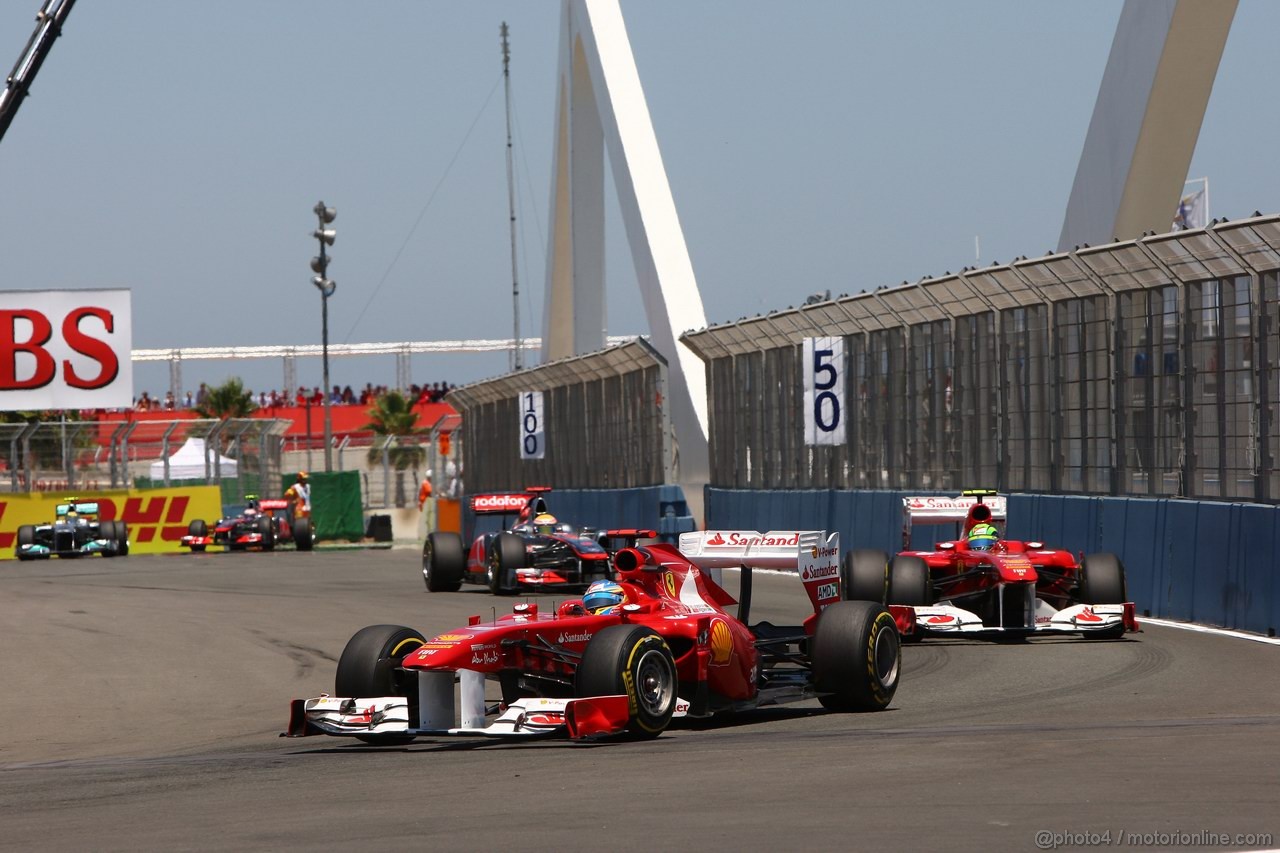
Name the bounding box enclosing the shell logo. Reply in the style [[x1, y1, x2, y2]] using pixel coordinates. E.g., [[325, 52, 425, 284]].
[[664, 572, 678, 598], [709, 619, 733, 665], [430, 634, 470, 643]]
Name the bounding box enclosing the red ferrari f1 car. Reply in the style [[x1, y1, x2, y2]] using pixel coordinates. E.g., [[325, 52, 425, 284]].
[[422, 487, 610, 595], [844, 490, 1137, 640], [288, 529, 908, 743], [180, 497, 314, 553]]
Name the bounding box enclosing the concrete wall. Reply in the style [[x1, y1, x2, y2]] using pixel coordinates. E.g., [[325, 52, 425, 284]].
[[706, 487, 1278, 637]]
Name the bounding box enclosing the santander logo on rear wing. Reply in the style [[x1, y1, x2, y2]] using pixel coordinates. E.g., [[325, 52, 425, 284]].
[[678, 530, 822, 569], [903, 495, 1007, 523], [678, 530, 842, 612]]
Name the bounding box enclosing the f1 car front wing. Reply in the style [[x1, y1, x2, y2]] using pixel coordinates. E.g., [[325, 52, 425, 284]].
[[286, 669, 693, 741], [911, 601, 1137, 635]]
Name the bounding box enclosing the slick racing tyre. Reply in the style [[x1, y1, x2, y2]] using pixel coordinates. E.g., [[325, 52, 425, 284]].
[[16, 524, 35, 560], [842, 549, 889, 603], [1078, 552, 1127, 640], [187, 519, 207, 552], [423, 532, 465, 592], [576, 625, 677, 739], [812, 600, 901, 712], [257, 514, 275, 551], [887, 555, 931, 607], [488, 532, 526, 596], [116, 522, 129, 557], [335, 624, 427, 745], [99, 521, 116, 558], [292, 517, 314, 551]]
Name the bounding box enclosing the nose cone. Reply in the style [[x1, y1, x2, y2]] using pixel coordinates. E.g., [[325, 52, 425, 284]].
[[993, 555, 1038, 583]]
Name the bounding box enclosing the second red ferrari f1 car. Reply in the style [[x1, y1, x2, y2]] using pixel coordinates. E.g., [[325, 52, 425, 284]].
[[289, 529, 909, 743], [845, 490, 1137, 640]]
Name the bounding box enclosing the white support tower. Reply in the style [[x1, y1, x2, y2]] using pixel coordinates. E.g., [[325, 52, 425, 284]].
[[1059, 0, 1236, 250], [542, 0, 710, 517]]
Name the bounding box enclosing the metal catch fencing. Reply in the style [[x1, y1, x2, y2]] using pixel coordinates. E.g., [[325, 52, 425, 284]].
[[681, 214, 1280, 504], [447, 338, 672, 494], [1, 417, 290, 504]]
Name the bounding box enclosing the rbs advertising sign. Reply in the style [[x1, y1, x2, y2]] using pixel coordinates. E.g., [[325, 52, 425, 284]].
[[0, 290, 132, 411]]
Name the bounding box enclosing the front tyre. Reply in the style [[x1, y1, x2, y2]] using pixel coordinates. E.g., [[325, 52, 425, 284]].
[[423, 532, 465, 592], [887, 555, 931, 607], [335, 624, 426, 745], [812, 600, 901, 712], [293, 517, 314, 551], [257, 514, 275, 551], [576, 625, 677, 738], [488, 532, 526, 595], [842, 549, 889, 602], [15, 524, 35, 560], [1079, 552, 1127, 640]]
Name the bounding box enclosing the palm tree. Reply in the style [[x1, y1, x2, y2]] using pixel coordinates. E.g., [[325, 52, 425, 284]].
[[188, 377, 258, 474], [192, 378, 257, 419], [364, 390, 427, 507]]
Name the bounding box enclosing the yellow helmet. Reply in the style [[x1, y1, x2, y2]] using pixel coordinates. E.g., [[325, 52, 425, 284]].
[[297, 471, 309, 481], [533, 513, 558, 534]]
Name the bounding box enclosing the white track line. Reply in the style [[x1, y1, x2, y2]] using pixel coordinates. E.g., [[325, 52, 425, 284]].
[[1138, 616, 1280, 646]]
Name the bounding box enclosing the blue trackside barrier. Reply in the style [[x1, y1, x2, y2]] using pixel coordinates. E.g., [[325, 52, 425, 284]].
[[705, 487, 1278, 636]]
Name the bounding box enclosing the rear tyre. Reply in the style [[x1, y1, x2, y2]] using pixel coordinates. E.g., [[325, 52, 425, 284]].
[[842, 549, 889, 603], [423, 532, 465, 592], [575, 625, 677, 738], [293, 517, 314, 551], [488, 532, 526, 595], [812, 600, 901, 712], [887, 555, 931, 607], [335, 624, 427, 745], [257, 514, 275, 551], [1079, 552, 1127, 640]]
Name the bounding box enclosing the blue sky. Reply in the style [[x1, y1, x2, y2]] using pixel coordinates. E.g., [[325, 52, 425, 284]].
[[1, 1, 1276, 400]]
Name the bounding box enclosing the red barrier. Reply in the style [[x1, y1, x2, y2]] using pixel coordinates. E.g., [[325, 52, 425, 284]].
[[81, 401, 457, 444]]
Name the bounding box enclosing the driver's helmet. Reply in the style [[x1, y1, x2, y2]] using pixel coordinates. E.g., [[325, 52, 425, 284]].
[[582, 579, 627, 615], [533, 513, 558, 535], [967, 522, 999, 551]]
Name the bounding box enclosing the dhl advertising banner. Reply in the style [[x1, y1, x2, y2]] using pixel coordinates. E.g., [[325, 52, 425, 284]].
[[0, 487, 222, 559]]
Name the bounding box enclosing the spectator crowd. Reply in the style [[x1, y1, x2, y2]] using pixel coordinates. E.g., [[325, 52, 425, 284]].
[[130, 381, 453, 412]]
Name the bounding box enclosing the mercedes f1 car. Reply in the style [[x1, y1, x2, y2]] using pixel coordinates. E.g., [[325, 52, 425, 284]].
[[14, 498, 129, 560], [844, 490, 1137, 640], [179, 497, 314, 553], [422, 487, 610, 595], [288, 529, 908, 743]]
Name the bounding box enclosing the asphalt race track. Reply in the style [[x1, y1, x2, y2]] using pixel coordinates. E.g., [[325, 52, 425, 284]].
[[2, 549, 1277, 852]]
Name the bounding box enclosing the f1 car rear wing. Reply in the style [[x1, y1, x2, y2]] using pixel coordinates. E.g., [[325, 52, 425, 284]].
[[677, 530, 829, 570], [470, 493, 535, 514], [902, 492, 1007, 548], [902, 494, 1007, 524], [678, 529, 842, 616], [256, 499, 291, 511]]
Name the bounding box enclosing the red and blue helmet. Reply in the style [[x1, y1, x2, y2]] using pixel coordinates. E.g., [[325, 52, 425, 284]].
[[583, 579, 627, 614]]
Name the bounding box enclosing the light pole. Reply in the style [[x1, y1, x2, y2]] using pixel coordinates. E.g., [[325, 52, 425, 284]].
[[311, 201, 337, 473]]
